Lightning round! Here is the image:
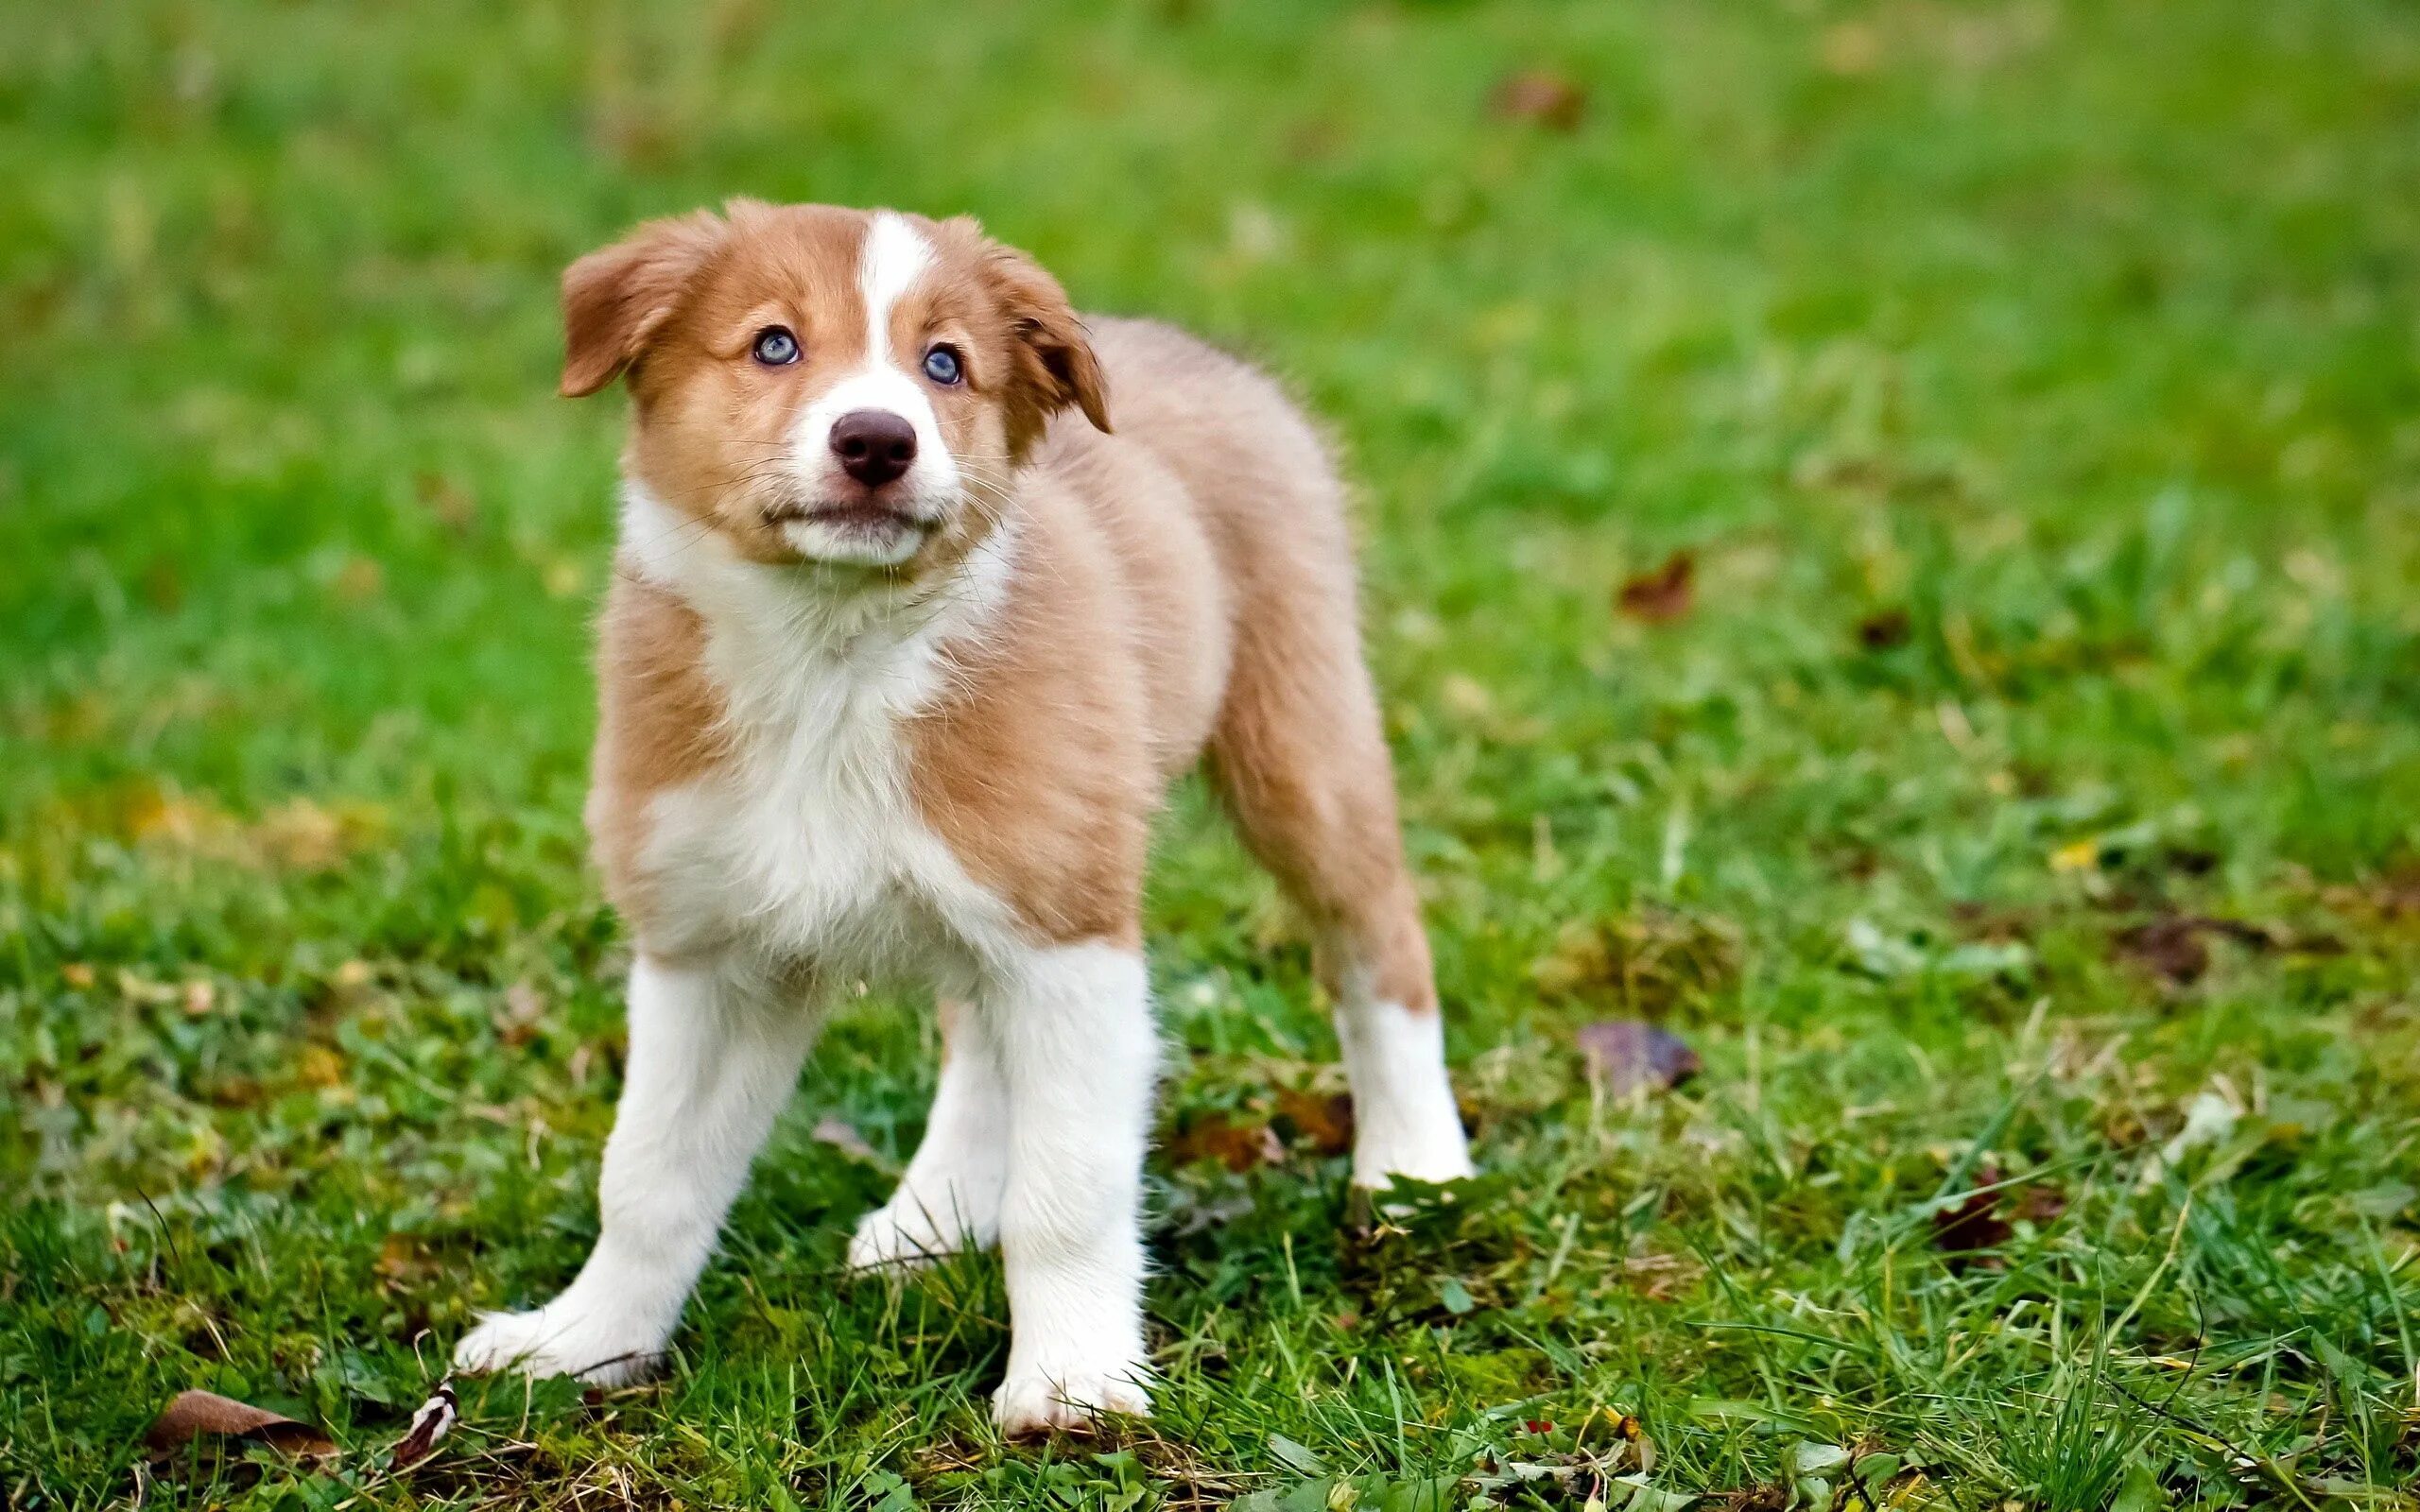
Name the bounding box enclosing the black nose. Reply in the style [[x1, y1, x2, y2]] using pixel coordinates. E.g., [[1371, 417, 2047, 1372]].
[[830, 409, 917, 487]]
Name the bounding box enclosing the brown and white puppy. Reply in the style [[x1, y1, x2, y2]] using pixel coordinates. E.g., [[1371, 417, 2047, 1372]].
[[453, 199, 1472, 1433]]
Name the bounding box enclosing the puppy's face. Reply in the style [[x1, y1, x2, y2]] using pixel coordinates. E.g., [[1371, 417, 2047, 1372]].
[[562, 201, 1110, 575]]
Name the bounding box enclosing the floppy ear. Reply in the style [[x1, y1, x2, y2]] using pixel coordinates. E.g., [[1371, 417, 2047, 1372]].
[[559, 209, 728, 398], [978, 241, 1112, 452]]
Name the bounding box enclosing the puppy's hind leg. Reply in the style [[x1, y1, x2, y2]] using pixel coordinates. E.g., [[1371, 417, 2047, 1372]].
[[454, 954, 815, 1384], [1208, 592, 1473, 1191], [849, 998, 1009, 1269]]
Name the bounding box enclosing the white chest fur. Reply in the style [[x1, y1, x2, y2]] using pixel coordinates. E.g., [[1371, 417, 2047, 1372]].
[[617, 485, 1020, 984]]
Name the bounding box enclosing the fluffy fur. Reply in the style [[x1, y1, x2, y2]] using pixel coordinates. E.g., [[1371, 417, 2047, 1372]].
[[454, 200, 1473, 1434]]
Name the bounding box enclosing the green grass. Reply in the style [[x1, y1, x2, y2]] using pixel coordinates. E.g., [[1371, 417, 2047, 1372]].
[[4, 0, 2418, 1505]]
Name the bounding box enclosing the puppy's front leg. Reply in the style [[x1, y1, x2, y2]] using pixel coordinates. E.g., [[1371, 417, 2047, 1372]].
[[987, 943, 1157, 1434], [455, 954, 814, 1384], [849, 999, 1009, 1269]]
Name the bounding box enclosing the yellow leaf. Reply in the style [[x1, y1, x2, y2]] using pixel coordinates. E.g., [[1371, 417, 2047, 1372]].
[[2050, 839, 2100, 872], [300, 1044, 345, 1089]]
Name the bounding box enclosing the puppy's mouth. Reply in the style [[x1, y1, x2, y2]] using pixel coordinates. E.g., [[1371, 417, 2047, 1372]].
[[763, 497, 936, 566], [802, 502, 928, 532]]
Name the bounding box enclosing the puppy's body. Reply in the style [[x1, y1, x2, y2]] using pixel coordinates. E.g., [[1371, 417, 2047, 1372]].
[[456, 205, 1471, 1432]]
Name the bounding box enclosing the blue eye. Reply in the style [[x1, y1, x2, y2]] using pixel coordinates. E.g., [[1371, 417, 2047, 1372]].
[[752, 327, 800, 366], [923, 345, 963, 386]]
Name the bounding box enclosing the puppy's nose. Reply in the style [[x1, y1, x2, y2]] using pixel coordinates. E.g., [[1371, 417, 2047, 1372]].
[[829, 409, 918, 487]]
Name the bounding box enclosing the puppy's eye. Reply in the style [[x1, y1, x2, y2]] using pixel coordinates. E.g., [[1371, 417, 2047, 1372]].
[[922, 345, 963, 386], [752, 327, 801, 366]]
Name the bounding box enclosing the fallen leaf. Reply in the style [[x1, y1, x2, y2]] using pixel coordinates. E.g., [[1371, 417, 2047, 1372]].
[[1272, 1089, 1355, 1157], [2160, 845, 2220, 876], [1857, 609, 1911, 650], [2137, 1088, 2240, 1189], [1616, 552, 1695, 624], [1929, 1187, 2014, 1270], [1574, 1021, 1701, 1097], [2050, 838, 2102, 873], [1165, 1111, 1286, 1172], [2114, 913, 2273, 986], [299, 1043, 346, 1089], [1530, 908, 1740, 1009], [387, 1380, 457, 1473], [375, 1233, 435, 1288], [2014, 1182, 2070, 1225], [1490, 69, 1587, 130], [145, 1389, 337, 1463]]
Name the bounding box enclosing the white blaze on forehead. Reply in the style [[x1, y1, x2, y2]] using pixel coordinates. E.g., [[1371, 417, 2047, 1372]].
[[783, 211, 960, 566], [858, 212, 935, 365]]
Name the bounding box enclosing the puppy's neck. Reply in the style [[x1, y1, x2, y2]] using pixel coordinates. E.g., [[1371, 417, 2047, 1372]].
[[616, 479, 1014, 724]]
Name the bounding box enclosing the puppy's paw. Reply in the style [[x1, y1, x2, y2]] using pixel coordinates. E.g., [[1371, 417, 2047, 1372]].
[[1350, 1123, 1475, 1192], [452, 1303, 665, 1386], [992, 1364, 1151, 1437], [847, 1199, 978, 1273]]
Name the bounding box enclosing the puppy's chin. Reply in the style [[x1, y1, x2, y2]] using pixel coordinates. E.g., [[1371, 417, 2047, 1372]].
[[776, 509, 933, 569]]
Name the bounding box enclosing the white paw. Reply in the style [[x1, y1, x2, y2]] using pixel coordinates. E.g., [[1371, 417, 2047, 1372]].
[[847, 1195, 988, 1272], [452, 1301, 666, 1386], [1351, 1122, 1476, 1191], [993, 1363, 1151, 1436]]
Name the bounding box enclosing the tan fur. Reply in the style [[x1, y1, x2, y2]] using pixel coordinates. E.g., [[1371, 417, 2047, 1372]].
[[579, 203, 1437, 1015], [586, 577, 727, 926]]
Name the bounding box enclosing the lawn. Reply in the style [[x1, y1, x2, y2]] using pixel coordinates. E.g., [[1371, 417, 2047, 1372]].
[[4, 0, 2418, 1506]]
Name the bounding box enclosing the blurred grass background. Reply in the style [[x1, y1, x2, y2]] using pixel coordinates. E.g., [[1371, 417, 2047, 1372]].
[[2, 1, 2417, 1507]]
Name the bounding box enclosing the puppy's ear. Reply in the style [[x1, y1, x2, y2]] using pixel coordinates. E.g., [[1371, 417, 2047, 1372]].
[[977, 238, 1111, 451], [559, 210, 728, 398]]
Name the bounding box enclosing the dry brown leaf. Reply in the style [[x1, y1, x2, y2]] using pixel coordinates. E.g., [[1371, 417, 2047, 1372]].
[[1165, 1111, 1286, 1172], [1616, 551, 1695, 624], [1929, 1164, 2067, 1271], [145, 1389, 337, 1463], [1489, 69, 1587, 130], [1573, 1020, 1701, 1097], [2114, 913, 2274, 987], [387, 1380, 457, 1473], [375, 1233, 436, 1289], [1272, 1089, 1356, 1157], [1929, 1188, 2014, 1270], [1858, 608, 1912, 650]]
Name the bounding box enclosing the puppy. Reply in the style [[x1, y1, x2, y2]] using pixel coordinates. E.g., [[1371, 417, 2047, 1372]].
[[453, 199, 1473, 1433]]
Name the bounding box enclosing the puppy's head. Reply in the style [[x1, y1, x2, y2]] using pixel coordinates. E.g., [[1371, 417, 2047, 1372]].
[[563, 200, 1109, 574]]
